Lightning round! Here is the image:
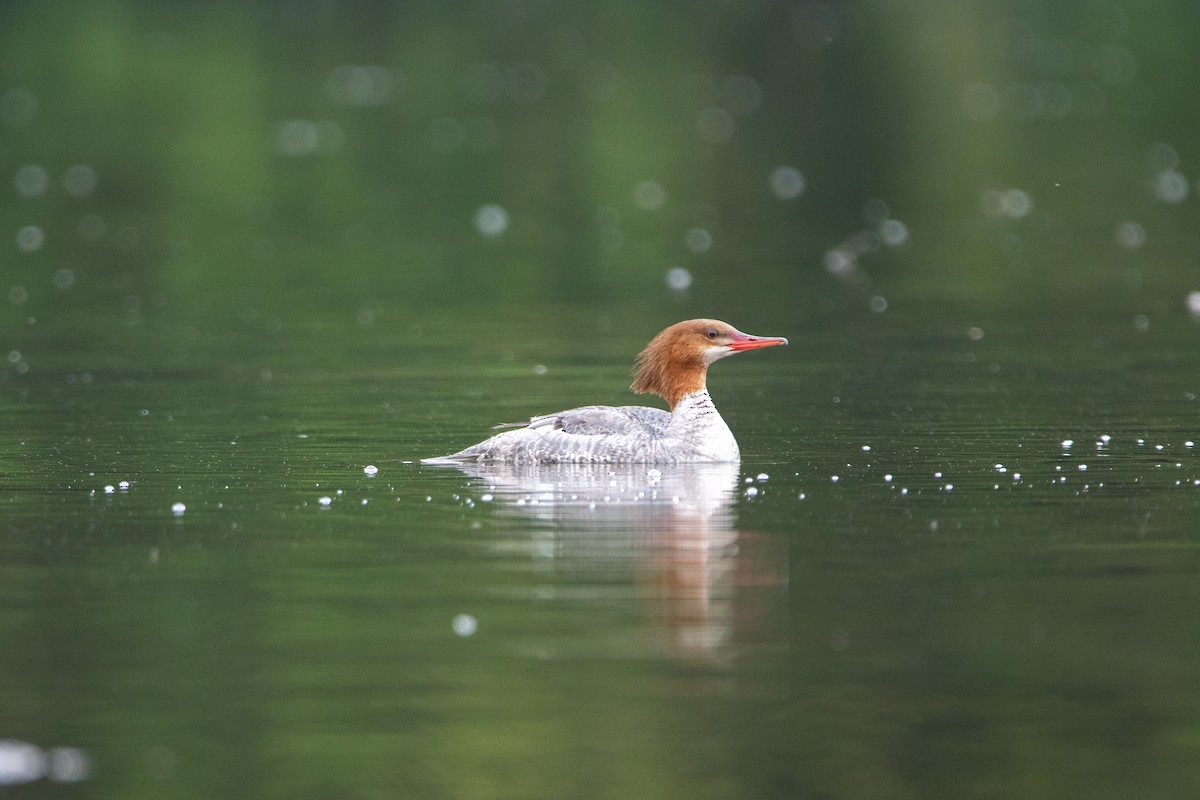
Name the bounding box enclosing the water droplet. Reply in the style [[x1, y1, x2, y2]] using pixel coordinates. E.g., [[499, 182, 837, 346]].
[[0, 739, 46, 783], [452, 613, 478, 637]]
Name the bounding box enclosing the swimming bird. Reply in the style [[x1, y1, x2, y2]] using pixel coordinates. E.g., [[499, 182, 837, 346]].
[[421, 318, 788, 464]]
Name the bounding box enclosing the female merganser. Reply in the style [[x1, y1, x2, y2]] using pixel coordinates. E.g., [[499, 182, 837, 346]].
[[422, 319, 787, 465]]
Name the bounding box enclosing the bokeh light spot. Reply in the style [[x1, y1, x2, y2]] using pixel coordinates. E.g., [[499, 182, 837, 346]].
[[633, 181, 667, 211], [879, 219, 908, 246], [1146, 143, 1179, 171], [473, 204, 509, 237], [53, 268, 76, 290], [720, 74, 763, 115], [684, 227, 712, 253], [326, 65, 396, 106], [982, 188, 1032, 219], [452, 613, 478, 637], [275, 120, 342, 156], [696, 106, 735, 144], [1186, 292, 1200, 317], [769, 166, 805, 199], [665, 266, 693, 291], [1154, 170, 1188, 203], [16, 225, 45, 252], [960, 82, 1000, 121], [14, 165, 49, 198], [63, 165, 98, 198], [0, 739, 46, 784], [1115, 221, 1145, 249]]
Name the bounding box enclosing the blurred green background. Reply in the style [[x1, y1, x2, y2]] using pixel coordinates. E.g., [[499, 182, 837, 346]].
[[5, 0, 1199, 337]]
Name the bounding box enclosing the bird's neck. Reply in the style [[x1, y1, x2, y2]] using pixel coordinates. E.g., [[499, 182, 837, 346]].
[[632, 357, 708, 410]]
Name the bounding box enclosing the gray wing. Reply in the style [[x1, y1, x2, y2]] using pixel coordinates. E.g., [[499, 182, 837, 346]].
[[497, 405, 671, 437]]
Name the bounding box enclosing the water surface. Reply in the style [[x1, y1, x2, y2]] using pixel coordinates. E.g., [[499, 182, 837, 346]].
[[4, 1, 1200, 797], [5, 295, 1200, 799]]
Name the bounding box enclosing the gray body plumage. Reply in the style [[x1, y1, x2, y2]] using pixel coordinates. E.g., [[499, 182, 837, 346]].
[[421, 390, 740, 465]]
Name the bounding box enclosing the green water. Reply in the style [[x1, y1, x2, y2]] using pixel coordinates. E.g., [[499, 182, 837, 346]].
[[4, 2, 1200, 798]]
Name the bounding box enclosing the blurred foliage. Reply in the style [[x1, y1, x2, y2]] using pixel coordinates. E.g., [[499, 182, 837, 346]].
[[3, 0, 1200, 329]]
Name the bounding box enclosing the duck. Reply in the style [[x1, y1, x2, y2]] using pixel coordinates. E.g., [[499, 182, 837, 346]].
[[421, 318, 788, 464]]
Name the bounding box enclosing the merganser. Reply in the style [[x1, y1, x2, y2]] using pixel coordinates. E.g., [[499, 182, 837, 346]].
[[422, 319, 788, 465]]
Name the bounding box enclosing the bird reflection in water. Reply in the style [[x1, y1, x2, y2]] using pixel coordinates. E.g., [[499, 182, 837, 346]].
[[441, 461, 788, 666]]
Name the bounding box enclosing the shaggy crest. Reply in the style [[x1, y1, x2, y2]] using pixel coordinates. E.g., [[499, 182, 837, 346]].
[[631, 318, 733, 409]]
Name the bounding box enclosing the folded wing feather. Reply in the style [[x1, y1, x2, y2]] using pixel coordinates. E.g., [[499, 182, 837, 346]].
[[496, 405, 671, 437]]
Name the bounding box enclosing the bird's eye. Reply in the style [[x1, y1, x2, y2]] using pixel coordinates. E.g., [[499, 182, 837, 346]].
[[706, 329, 718, 339]]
